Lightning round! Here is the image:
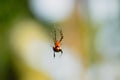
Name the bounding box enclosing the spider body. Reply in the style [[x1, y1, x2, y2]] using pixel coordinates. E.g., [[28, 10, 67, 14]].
[[52, 28, 63, 58], [53, 41, 62, 52]]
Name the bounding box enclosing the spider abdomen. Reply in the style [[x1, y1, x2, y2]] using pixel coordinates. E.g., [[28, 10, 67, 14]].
[[53, 46, 61, 52]]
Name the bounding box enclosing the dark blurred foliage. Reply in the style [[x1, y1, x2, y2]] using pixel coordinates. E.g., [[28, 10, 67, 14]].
[[0, 0, 29, 80], [0, 0, 29, 25], [0, 0, 53, 79]]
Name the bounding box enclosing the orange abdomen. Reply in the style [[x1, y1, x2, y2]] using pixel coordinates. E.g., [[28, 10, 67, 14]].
[[55, 41, 60, 47]]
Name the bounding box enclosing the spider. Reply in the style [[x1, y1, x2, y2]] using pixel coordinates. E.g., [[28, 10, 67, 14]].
[[52, 27, 63, 58]]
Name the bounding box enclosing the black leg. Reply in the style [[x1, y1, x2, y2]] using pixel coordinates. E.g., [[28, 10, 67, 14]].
[[60, 49, 63, 56], [54, 52, 55, 58]]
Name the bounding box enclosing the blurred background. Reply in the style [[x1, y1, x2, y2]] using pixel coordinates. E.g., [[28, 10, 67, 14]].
[[0, 0, 120, 80]]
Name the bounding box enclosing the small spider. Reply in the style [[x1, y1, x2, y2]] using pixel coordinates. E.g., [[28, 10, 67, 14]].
[[52, 27, 63, 58]]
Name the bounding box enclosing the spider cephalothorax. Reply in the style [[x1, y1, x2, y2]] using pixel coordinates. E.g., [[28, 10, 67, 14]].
[[52, 27, 63, 58]]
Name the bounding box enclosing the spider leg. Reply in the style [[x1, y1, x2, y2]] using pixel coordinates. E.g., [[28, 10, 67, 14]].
[[53, 29, 57, 42], [59, 30, 63, 42], [60, 49, 63, 55], [53, 52, 55, 58]]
